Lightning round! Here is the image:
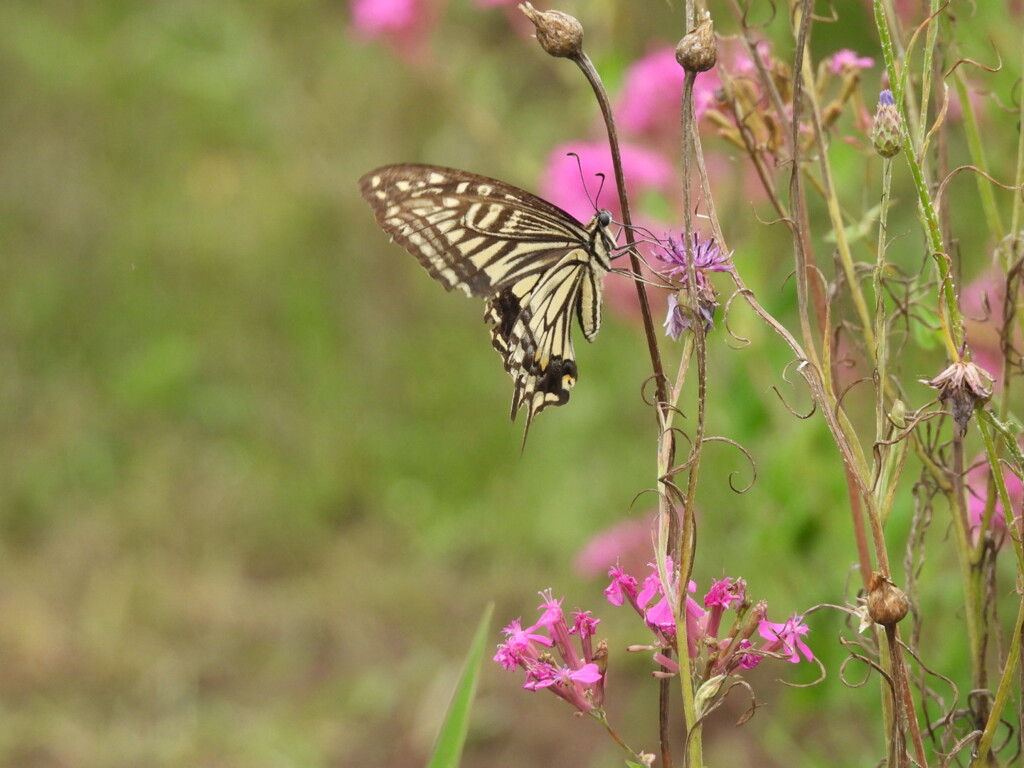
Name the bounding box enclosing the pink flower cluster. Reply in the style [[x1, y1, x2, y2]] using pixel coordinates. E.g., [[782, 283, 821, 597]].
[[494, 589, 605, 713], [606, 562, 813, 675]]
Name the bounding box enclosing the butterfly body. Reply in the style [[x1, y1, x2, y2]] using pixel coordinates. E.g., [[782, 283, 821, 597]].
[[359, 163, 614, 441]]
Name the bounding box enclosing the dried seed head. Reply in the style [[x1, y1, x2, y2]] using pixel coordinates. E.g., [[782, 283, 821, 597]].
[[519, 3, 583, 58], [871, 89, 903, 158], [866, 572, 910, 626], [675, 11, 716, 73], [922, 359, 994, 436]]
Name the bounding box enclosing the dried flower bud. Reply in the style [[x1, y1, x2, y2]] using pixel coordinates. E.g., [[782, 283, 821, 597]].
[[675, 11, 716, 73], [866, 572, 910, 626], [871, 89, 903, 158], [518, 3, 583, 58], [922, 359, 994, 437]]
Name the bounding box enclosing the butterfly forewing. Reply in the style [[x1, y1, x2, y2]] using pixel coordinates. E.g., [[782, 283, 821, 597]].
[[359, 163, 614, 442]]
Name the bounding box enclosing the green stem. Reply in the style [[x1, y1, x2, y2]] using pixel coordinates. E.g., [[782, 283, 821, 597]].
[[971, 593, 1024, 767], [873, 0, 962, 359]]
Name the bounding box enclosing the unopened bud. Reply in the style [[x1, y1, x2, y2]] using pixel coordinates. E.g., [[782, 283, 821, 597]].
[[866, 572, 910, 626], [871, 89, 903, 158], [675, 11, 716, 73], [519, 3, 583, 58]]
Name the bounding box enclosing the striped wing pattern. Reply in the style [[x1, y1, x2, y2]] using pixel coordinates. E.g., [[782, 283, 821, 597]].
[[359, 163, 614, 441]]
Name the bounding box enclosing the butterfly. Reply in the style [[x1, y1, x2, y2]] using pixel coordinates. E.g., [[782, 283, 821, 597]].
[[358, 163, 617, 443]]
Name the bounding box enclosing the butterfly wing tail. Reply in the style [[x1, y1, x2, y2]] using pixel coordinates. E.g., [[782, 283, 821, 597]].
[[488, 287, 579, 442]]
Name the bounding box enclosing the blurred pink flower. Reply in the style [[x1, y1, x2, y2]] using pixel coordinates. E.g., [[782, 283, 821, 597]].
[[729, 39, 773, 76], [350, 0, 441, 62], [966, 455, 1021, 546], [962, 268, 1015, 390], [867, 0, 1024, 24], [830, 49, 874, 74], [351, 0, 418, 35], [540, 140, 674, 222], [616, 47, 721, 137], [575, 513, 656, 578]]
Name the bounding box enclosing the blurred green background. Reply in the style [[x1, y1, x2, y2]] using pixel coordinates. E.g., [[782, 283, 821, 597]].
[[2, 1, 1021, 766]]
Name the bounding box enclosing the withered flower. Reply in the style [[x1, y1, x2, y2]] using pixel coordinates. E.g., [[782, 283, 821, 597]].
[[518, 3, 583, 59], [866, 572, 910, 627], [675, 11, 716, 74], [922, 359, 993, 436]]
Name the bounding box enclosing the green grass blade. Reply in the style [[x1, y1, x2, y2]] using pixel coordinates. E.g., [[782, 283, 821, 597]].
[[425, 603, 494, 768]]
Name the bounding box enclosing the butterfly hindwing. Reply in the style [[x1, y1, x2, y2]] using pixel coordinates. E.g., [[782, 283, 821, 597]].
[[359, 163, 614, 442]]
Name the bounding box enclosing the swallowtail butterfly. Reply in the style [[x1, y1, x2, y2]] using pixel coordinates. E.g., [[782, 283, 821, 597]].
[[359, 164, 616, 443]]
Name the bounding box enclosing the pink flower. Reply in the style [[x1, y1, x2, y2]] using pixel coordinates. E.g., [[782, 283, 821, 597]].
[[351, 0, 418, 35], [615, 48, 722, 137], [704, 577, 745, 609], [563, 663, 602, 684], [702, 577, 745, 639], [496, 590, 606, 712], [644, 594, 677, 634], [729, 39, 773, 76], [734, 640, 760, 670], [494, 618, 552, 670], [536, 590, 565, 628], [605, 565, 639, 607], [608, 560, 705, 656], [524, 662, 602, 692], [571, 610, 600, 637], [830, 49, 875, 74], [966, 455, 1021, 546], [963, 269, 1016, 390], [758, 615, 814, 664], [540, 140, 674, 222], [575, 514, 656, 578]]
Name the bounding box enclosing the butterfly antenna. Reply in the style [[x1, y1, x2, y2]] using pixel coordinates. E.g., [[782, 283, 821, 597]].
[[566, 152, 605, 213], [593, 173, 607, 211]]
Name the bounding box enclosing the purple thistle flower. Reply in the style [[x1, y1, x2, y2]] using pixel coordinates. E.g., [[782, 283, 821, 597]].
[[663, 293, 688, 341], [658, 233, 729, 280], [658, 233, 729, 338]]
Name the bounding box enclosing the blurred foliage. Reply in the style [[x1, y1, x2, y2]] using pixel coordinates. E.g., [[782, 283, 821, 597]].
[[0, 1, 1021, 767]]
